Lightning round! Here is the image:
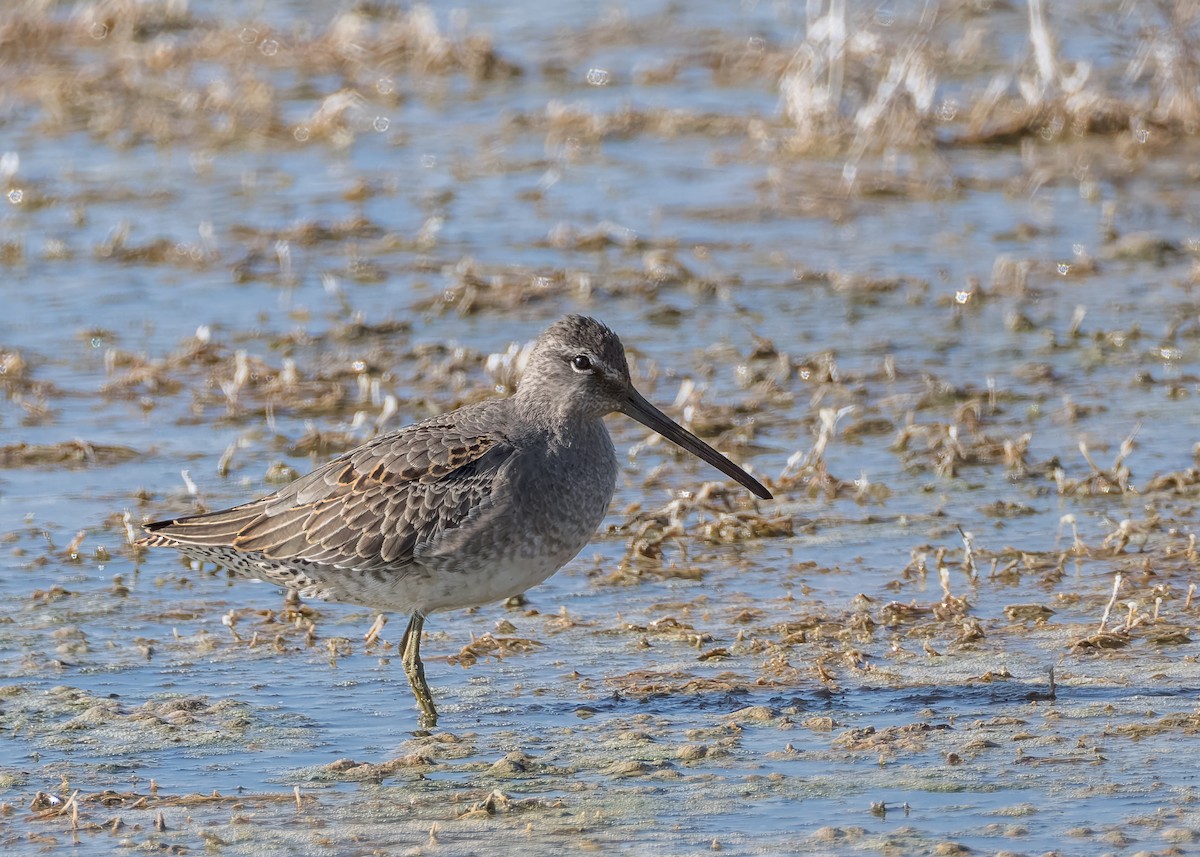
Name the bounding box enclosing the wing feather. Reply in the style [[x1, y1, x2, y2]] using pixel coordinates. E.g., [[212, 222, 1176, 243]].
[[138, 402, 515, 578]]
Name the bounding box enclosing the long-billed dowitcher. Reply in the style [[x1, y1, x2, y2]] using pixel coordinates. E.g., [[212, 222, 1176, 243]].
[[138, 315, 771, 724]]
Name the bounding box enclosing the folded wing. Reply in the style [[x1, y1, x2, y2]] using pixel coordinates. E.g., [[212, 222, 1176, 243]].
[[139, 411, 515, 576]]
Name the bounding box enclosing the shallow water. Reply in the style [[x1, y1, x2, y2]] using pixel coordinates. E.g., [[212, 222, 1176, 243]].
[[3, 1, 1200, 854]]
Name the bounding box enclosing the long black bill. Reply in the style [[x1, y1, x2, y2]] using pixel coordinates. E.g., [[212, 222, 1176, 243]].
[[621, 388, 772, 500]]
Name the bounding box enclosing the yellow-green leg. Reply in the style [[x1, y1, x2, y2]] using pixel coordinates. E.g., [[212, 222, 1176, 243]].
[[400, 613, 437, 726]]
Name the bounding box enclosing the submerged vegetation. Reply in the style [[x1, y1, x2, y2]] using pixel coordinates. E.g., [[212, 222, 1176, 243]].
[[1, 0, 1200, 854]]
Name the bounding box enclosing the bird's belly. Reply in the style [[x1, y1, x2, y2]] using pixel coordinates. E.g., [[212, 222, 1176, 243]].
[[316, 525, 594, 615], [424, 541, 584, 612]]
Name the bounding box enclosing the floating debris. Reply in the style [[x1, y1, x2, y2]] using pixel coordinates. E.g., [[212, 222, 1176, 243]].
[[0, 441, 140, 469]]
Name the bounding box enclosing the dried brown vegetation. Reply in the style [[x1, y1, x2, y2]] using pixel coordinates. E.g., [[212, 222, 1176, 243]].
[[3, 1, 1200, 854]]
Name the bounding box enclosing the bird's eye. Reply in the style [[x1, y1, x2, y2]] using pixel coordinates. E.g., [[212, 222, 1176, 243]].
[[571, 354, 594, 373]]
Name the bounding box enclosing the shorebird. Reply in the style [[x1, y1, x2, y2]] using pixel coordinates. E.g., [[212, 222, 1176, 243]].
[[138, 315, 771, 724]]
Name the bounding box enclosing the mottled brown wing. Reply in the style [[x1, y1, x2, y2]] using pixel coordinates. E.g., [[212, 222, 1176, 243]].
[[140, 413, 514, 573]]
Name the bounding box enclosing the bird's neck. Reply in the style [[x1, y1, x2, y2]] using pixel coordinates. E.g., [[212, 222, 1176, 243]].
[[511, 385, 593, 446]]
